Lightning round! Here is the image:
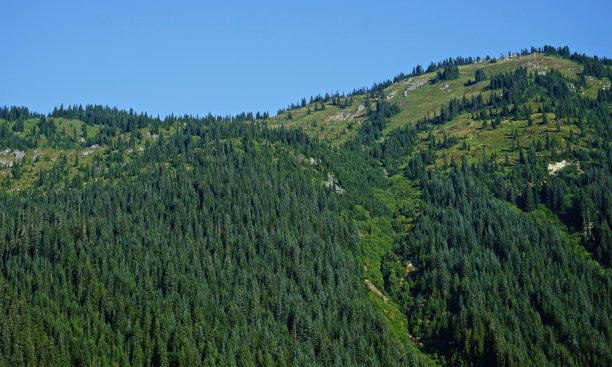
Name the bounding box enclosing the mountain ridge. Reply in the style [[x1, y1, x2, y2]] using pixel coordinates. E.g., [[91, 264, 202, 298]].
[[0, 44, 610, 366]]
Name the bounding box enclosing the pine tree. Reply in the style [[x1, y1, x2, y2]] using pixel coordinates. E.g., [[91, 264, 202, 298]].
[[475, 68, 486, 82], [13, 119, 24, 132]]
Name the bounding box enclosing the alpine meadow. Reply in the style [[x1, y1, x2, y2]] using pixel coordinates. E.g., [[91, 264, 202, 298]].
[[1, 42, 611, 366]]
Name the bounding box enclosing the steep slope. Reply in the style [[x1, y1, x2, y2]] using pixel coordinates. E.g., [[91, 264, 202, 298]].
[[0, 120, 435, 366], [269, 47, 612, 365], [0, 45, 610, 366], [270, 52, 609, 148]]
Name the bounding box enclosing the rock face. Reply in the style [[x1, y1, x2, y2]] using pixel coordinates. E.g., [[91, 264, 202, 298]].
[[12, 150, 25, 159], [81, 144, 100, 157], [0, 149, 25, 162], [326, 110, 361, 122], [547, 160, 572, 175], [364, 279, 388, 303], [404, 76, 428, 91], [324, 173, 345, 194]]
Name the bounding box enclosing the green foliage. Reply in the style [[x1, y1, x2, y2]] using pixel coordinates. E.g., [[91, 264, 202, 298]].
[[0, 122, 428, 366], [474, 68, 487, 82], [0, 45, 610, 367], [436, 65, 459, 81], [398, 162, 611, 366]]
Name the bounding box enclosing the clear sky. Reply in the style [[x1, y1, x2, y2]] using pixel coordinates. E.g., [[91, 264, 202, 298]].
[[2, 0, 611, 117]]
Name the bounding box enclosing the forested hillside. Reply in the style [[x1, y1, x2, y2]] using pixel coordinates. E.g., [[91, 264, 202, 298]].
[[0, 45, 610, 366]]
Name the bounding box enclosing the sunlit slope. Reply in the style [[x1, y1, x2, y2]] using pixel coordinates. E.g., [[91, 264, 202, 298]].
[[270, 53, 609, 145]]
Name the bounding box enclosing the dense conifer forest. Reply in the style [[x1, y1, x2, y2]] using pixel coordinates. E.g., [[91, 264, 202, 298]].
[[0, 45, 610, 366]]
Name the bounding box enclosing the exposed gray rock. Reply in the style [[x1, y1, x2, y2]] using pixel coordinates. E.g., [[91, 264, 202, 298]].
[[12, 150, 25, 159]]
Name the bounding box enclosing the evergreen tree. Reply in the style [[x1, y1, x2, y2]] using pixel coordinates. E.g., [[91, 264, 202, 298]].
[[475, 68, 486, 82]]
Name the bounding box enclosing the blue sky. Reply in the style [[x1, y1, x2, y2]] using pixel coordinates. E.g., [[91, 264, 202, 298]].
[[2, 0, 611, 117]]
